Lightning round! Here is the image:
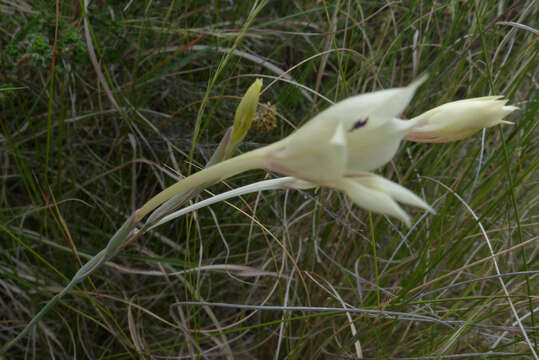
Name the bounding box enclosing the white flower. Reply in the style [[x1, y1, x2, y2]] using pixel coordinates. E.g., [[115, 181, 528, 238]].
[[137, 76, 432, 225], [260, 74, 429, 183], [405, 96, 518, 143], [147, 76, 530, 226], [240, 75, 432, 225]]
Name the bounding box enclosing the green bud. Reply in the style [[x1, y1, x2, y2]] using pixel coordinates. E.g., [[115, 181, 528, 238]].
[[230, 79, 262, 145]]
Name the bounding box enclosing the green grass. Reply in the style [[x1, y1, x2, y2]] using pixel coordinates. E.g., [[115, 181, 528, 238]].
[[1, 1, 537, 358]]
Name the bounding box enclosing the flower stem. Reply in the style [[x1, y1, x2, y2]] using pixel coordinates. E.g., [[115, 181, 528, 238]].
[[135, 147, 268, 221]]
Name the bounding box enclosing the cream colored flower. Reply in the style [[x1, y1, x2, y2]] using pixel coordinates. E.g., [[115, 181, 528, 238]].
[[331, 173, 434, 227], [145, 77, 527, 226], [405, 96, 518, 143], [260, 74, 429, 182], [137, 76, 431, 224]]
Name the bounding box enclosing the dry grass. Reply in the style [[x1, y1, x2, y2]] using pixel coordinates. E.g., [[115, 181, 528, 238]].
[[0, 1, 537, 358]]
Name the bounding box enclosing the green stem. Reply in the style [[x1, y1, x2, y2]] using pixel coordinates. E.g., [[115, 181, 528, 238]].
[[1, 215, 135, 354], [136, 146, 270, 221]]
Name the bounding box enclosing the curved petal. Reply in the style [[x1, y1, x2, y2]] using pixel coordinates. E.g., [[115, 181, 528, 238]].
[[333, 178, 412, 227], [266, 117, 348, 182], [308, 75, 426, 172], [345, 117, 421, 172], [305, 74, 428, 133], [349, 173, 434, 213]]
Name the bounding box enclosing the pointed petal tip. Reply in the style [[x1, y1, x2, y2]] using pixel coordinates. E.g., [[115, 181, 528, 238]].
[[492, 99, 518, 113], [409, 73, 429, 89], [384, 201, 412, 228], [409, 196, 436, 215], [503, 105, 519, 112], [400, 212, 412, 228], [411, 194, 435, 214]]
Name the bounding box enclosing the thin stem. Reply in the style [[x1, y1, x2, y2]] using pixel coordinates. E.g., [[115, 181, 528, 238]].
[[135, 146, 270, 221], [369, 212, 381, 308]]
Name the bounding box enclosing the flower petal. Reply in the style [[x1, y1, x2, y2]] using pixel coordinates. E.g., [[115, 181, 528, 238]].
[[345, 117, 421, 172], [351, 173, 434, 214], [266, 117, 348, 182], [324, 75, 427, 171], [333, 178, 412, 227], [306, 74, 428, 133]]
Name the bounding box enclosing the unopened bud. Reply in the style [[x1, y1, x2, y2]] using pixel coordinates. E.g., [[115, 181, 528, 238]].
[[230, 79, 263, 146], [405, 96, 518, 143]]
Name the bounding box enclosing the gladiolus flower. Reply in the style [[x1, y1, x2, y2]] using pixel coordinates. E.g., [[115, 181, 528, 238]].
[[405, 96, 518, 143], [257, 74, 429, 183], [137, 76, 431, 224], [138, 77, 517, 226]]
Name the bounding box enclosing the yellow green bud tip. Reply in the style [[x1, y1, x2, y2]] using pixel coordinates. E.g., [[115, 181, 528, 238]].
[[231, 79, 263, 144]]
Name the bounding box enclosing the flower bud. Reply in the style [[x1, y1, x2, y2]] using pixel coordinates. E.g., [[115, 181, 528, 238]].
[[405, 96, 518, 143], [230, 79, 263, 146]]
